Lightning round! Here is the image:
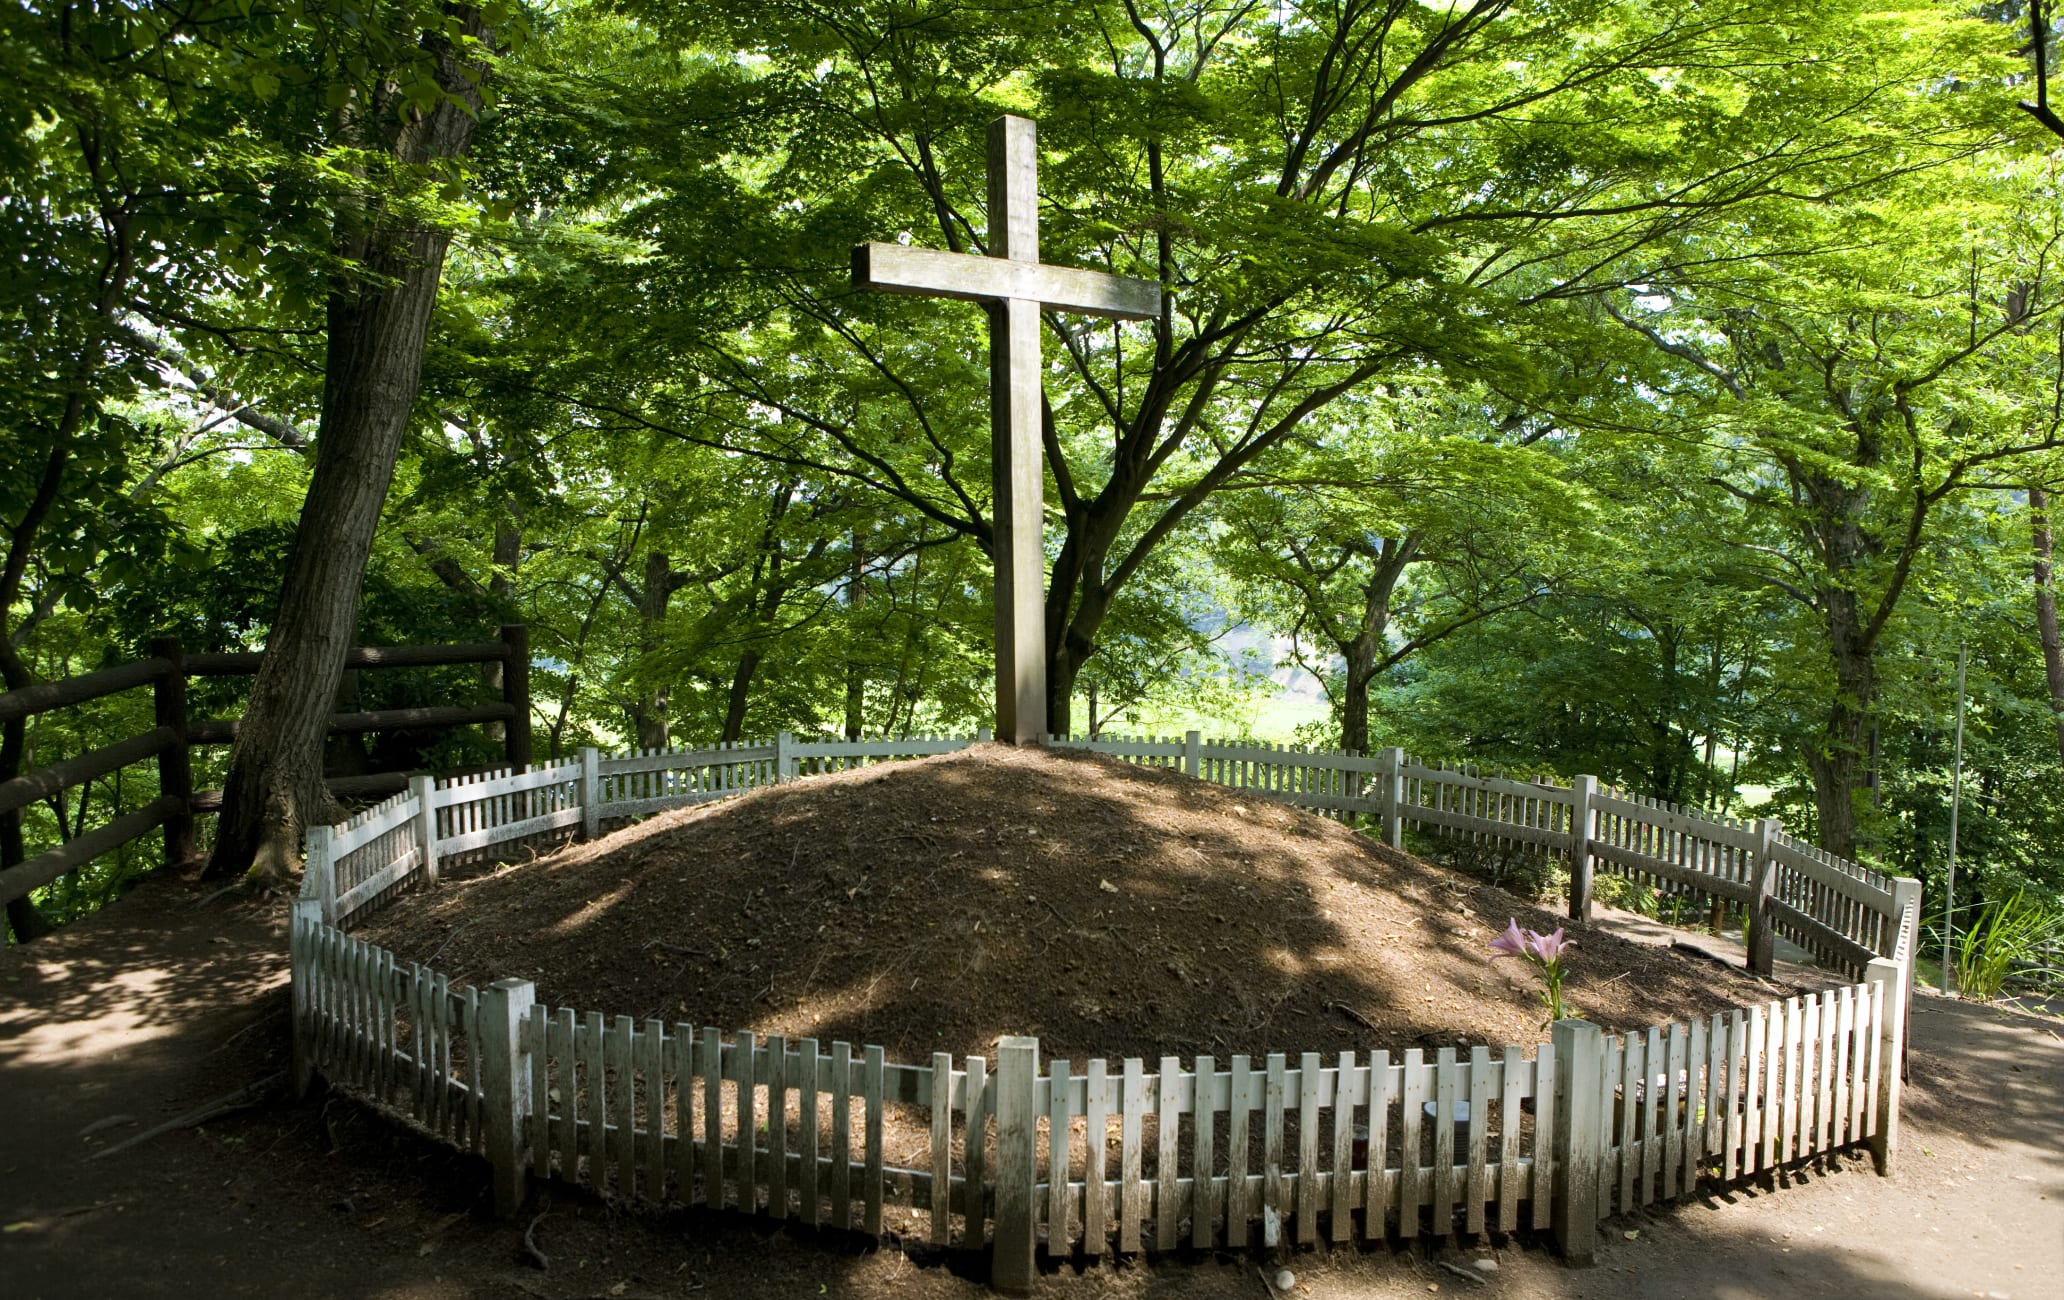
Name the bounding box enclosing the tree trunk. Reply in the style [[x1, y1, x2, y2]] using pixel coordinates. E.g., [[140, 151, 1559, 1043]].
[[481, 509, 521, 748], [844, 535, 866, 740], [631, 549, 674, 750], [720, 649, 761, 743], [2033, 486, 2064, 770], [1338, 536, 1416, 754], [207, 14, 492, 881], [1806, 586, 1874, 863]]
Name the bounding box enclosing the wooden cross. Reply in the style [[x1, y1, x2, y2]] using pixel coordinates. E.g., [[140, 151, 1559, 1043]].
[[853, 115, 1161, 744]]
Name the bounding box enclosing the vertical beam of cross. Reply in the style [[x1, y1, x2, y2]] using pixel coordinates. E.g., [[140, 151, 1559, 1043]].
[[986, 117, 1047, 745], [852, 115, 1161, 745]]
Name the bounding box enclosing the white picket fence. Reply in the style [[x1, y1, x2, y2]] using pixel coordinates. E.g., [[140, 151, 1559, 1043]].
[[289, 730, 1917, 1291]]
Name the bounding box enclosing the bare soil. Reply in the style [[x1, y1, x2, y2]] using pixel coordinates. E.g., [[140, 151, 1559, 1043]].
[[4, 868, 2059, 1300], [360, 745, 1796, 1064]]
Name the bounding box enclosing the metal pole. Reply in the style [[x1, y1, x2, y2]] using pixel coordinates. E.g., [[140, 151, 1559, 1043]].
[[1943, 643, 1967, 997]]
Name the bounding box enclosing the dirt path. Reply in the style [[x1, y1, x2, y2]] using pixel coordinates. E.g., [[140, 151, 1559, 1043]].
[[2, 877, 2058, 1299]]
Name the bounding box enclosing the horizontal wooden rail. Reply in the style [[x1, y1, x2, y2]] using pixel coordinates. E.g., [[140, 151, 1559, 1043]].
[[0, 726, 178, 819], [0, 796, 182, 904], [185, 641, 511, 676], [189, 703, 516, 745], [0, 658, 170, 725], [189, 770, 430, 814]]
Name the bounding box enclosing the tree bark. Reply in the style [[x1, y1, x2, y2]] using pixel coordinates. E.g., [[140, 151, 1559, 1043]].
[[207, 12, 492, 881], [630, 549, 675, 750], [2032, 486, 2064, 769], [1806, 580, 1874, 863], [1338, 537, 1418, 754], [720, 649, 761, 743]]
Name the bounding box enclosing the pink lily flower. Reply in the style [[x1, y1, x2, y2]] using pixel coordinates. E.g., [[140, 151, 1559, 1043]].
[[1489, 918, 1529, 960]]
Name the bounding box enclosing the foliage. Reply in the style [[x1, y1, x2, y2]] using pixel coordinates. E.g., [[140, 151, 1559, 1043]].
[[1488, 919, 1579, 1023], [1950, 890, 2064, 1001], [9, 0, 2064, 932]]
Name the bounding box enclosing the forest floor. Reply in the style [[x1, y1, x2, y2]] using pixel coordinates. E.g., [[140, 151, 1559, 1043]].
[[1, 789, 2059, 1298]]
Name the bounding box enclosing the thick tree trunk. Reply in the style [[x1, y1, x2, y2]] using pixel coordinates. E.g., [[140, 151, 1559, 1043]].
[[1806, 586, 1874, 863], [207, 15, 490, 881], [2033, 486, 2064, 770]]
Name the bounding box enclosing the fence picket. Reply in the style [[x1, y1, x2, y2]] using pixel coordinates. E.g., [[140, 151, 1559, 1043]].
[[1158, 1056, 1182, 1251], [530, 1005, 551, 1181], [642, 1019, 666, 1203], [1365, 1051, 1392, 1240], [863, 1045, 885, 1236], [608, 1015, 635, 1194], [1664, 1024, 1686, 1199], [1433, 1048, 1458, 1235], [831, 1041, 853, 1230], [1817, 991, 1837, 1154], [581, 1011, 607, 1190], [701, 1026, 723, 1208], [1530, 1040, 1555, 1232], [1262, 1054, 1286, 1248], [1222, 1055, 1247, 1249], [1399, 1049, 1425, 1238], [963, 1054, 986, 1247], [1050, 1056, 1074, 1252], [1297, 1051, 1321, 1244], [801, 1038, 824, 1226], [1120, 1058, 1146, 1254], [1085, 1057, 1109, 1257], [1498, 1045, 1522, 1233], [926, 1050, 947, 1242], [1331, 1051, 1356, 1243], [671, 1022, 695, 1201], [1467, 1045, 1491, 1234]]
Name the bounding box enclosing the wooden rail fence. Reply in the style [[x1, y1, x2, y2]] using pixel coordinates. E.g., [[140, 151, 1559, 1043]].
[[291, 729, 1917, 1293], [0, 627, 531, 913]]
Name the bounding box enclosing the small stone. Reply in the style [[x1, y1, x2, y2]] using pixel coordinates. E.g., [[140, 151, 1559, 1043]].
[[1274, 1269, 1296, 1291], [1473, 1258, 1498, 1272]]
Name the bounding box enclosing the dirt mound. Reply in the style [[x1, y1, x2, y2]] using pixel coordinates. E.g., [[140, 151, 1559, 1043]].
[[362, 745, 1784, 1064]]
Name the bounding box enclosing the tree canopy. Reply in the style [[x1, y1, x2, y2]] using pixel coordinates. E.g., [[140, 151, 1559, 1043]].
[[7, 0, 2064, 938]]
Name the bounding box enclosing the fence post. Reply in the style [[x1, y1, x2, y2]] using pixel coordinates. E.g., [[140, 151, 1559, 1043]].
[[1567, 776, 1598, 922], [148, 636, 194, 869], [1884, 876, 1922, 960], [1183, 730, 1202, 778], [290, 898, 322, 1098], [977, 726, 993, 743], [481, 977, 537, 1217], [1379, 747, 1405, 848], [775, 731, 795, 782], [580, 746, 601, 840], [991, 1035, 1040, 1295], [1748, 818, 1781, 976], [409, 774, 439, 886], [305, 824, 336, 925], [499, 624, 531, 773], [1865, 957, 1906, 1176], [1550, 1018, 1603, 1264]]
